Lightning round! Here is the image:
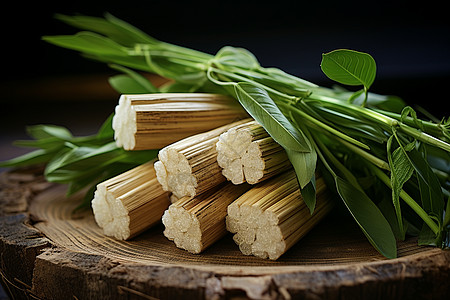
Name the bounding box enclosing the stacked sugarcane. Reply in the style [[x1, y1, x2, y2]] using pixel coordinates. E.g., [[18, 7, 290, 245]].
[[91, 93, 333, 260]]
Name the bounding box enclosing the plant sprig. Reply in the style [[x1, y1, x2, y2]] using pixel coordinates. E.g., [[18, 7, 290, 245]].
[[2, 13, 449, 256], [1, 115, 157, 208]]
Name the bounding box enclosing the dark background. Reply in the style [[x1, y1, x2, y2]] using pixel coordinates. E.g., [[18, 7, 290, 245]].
[[0, 1, 449, 161]]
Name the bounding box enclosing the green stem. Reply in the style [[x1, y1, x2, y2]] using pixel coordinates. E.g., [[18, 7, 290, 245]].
[[279, 102, 371, 150], [308, 94, 450, 152], [362, 86, 369, 107], [313, 131, 364, 189], [303, 128, 337, 179], [398, 123, 450, 152], [223, 66, 312, 97], [308, 94, 398, 128], [338, 138, 391, 171], [369, 163, 440, 235], [207, 66, 297, 101], [374, 109, 443, 137]]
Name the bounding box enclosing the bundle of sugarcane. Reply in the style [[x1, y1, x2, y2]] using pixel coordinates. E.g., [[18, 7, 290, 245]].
[[161, 182, 252, 254], [91, 159, 170, 240], [153, 118, 252, 200], [112, 93, 249, 150], [226, 170, 332, 260]]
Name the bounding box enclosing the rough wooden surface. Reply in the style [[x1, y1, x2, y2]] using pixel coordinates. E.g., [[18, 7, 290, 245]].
[[1, 167, 449, 299]]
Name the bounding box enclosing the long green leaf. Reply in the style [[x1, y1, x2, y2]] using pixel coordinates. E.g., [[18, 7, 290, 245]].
[[335, 176, 397, 258], [109, 75, 152, 94], [215, 46, 260, 70], [286, 147, 317, 189], [408, 147, 445, 219], [313, 134, 397, 258], [233, 82, 312, 152], [44, 142, 121, 182], [0, 148, 58, 167], [26, 125, 73, 140], [109, 64, 159, 93], [96, 113, 115, 139], [42, 32, 128, 56], [83, 53, 151, 72], [13, 137, 66, 149], [54, 13, 158, 46], [300, 175, 317, 214]]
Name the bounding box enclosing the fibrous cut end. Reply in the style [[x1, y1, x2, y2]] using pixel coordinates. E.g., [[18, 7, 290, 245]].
[[91, 161, 170, 240], [162, 205, 203, 253], [155, 148, 197, 199], [162, 182, 252, 254], [92, 184, 131, 240], [112, 94, 137, 150], [217, 120, 290, 185], [227, 206, 287, 259], [155, 119, 252, 199], [226, 171, 332, 260]]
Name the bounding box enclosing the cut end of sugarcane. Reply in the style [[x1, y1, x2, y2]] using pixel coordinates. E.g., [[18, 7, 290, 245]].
[[216, 127, 253, 184], [161, 182, 252, 254], [226, 172, 332, 260], [112, 95, 136, 150], [216, 120, 290, 185], [154, 149, 197, 199], [91, 161, 170, 240], [227, 204, 286, 260], [154, 120, 252, 199], [162, 205, 202, 254], [92, 184, 131, 240]]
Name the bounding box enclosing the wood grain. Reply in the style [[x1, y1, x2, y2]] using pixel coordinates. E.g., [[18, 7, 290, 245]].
[[1, 167, 449, 299]]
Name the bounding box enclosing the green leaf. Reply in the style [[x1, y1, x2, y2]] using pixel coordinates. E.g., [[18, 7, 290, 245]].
[[215, 46, 260, 70], [378, 197, 406, 240], [407, 147, 445, 218], [321, 49, 376, 89], [335, 176, 397, 258], [96, 113, 115, 139], [300, 175, 317, 214], [83, 53, 151, 72], [387, 136, 415, 239], [233, 82, 312, 152], [109, 64, 159, 93], [44, 142, 122, 183], [313, 134, 397, 258], [286, 148, 317, 189], [13, 137, 66, 150], [0, 148, 58, 167], [400, 106, 424, 131], [103, 13, 159, 44], [444, 196, 450, 228], [159, 81, 200, 93], [109, 75, 153, 94], [42, 32, 128, 56], [26, 125, 73, 140], [144, 54, 206, 84], [53, 13, 158, 46]]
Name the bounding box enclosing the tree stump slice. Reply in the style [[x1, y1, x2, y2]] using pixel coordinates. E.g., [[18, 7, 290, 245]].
[[1, 167, 449, 299]]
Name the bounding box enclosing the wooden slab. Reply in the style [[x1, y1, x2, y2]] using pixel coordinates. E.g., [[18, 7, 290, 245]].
[[1, 167, 449, 299]]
